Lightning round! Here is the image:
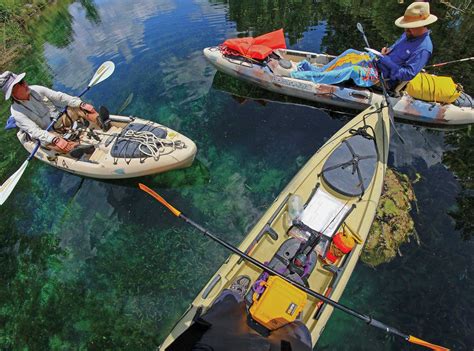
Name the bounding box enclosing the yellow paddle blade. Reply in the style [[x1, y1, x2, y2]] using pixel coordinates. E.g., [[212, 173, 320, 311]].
[[408, 336, 450, 351], [138, 183, 181, 217]]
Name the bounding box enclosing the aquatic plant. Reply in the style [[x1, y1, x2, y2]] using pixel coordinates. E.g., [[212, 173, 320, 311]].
[[361, 169, 417, 267]]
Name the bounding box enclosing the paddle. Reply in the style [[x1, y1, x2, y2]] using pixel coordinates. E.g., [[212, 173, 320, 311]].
[[426, 56, 474, 68], [138, 183, 450, 351], [356, 22, 405, 144], [0, 61, 115, 205]]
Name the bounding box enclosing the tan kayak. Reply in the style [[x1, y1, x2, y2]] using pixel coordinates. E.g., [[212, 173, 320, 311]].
[[160, 103, 390, 349], [17, 115, 197, 179]]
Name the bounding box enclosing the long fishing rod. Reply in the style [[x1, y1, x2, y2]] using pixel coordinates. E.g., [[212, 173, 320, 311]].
[[138, 183, 450, 351], [426, 57, 474, 68]]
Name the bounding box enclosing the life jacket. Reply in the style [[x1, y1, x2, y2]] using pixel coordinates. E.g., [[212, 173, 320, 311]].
[[406, 73, 462, 104], [223, 29, 287, 60]]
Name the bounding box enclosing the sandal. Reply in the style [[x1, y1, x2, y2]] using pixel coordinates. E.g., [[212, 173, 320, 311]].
[[229, 275, 251, 298]]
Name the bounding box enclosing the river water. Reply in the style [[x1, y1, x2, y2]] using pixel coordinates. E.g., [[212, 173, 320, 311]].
[[1, 0, 473, 350]]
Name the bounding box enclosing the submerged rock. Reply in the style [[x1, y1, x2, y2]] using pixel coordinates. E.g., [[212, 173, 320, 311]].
[[361, 168, 418, 267]]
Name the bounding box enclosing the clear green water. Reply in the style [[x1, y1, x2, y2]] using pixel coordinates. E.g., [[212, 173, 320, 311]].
[[1, 0, 473, 350]]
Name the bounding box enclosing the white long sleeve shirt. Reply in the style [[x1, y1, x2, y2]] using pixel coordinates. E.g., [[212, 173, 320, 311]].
[[11, 85, 82, 144]]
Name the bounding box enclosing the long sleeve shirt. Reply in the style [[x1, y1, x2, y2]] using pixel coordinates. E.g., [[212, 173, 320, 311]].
[[11, 85, 82, 144], [377, 31, 433, 88]]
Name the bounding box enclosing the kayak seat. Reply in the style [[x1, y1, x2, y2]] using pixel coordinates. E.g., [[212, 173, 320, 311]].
[[111, 122, 167, 159], [321, 134, 377, 197], [267, 58, 298, 77]]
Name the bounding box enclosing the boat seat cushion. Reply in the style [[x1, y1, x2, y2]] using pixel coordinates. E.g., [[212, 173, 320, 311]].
[[111, 122, 167, 159], [267, 58, 298, 77], [322, 135, 377, 197]]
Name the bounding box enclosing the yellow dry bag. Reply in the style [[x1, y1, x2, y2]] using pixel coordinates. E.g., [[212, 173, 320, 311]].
[[406, 73, 461, 104]]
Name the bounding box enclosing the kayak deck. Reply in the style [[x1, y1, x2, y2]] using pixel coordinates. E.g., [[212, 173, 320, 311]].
[[17, 115, 197, 179], [160, 103, 390, 349], [204, 46, 474, 126]]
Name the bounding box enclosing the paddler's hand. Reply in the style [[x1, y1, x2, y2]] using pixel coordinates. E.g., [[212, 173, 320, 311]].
[[53, 137, 79, 153], [381, 47, 390, 55], [80, 102, 97, 114]]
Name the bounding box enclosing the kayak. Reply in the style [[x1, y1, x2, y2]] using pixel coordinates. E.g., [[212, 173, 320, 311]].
[[17, 115, 197, 179], [204, 46, 474, 126], [160, 102, 390, 349]]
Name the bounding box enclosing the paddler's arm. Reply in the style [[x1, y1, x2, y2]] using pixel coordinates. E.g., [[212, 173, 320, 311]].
[[33, 85, 82, 109], [11, 109, 56, 144], [377, 49, 431, 82]]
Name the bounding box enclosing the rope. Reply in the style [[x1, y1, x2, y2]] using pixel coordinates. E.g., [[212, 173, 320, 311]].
[[121, 130, 186, 161]]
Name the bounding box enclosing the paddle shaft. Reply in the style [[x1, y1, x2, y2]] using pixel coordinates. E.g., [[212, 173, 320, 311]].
[[426, 57, 474, 68], [139, 183, 449, 350], [176, 211, 408, 339], [27, 86, 91, 161], [357, 23, 404, 144]]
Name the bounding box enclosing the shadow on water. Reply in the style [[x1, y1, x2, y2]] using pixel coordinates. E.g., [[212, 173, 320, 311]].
[[0, 0, 473, 350]]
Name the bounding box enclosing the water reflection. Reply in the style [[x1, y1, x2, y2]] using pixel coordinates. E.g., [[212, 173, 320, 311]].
[[1, 0, 473, 349], [45, 0, 178, 90]]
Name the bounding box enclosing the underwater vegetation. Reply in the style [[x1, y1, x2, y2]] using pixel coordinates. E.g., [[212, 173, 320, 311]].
[[362, 169, 417, 267], [0, 0, 473, 350]]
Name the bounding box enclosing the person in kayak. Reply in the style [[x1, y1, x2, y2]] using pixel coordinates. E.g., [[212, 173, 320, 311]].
[[167, 276, 313, 351], [377, 1, 438, 89], [0, 71, 101, 153], [291, 2, 437, 90]]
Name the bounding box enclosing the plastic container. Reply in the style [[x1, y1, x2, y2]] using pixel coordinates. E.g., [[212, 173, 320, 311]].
[[287, 194, 303, 225], [288, 226, 311, 242]]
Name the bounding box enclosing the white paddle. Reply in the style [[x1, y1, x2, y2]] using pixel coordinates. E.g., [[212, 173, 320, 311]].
[[0, 61, 115, 205], [357, 23, 405, 144]]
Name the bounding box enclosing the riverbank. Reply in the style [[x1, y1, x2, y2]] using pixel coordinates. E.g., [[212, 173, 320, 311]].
[[1, 0, 52, 67], [0, 0, 76, 180]]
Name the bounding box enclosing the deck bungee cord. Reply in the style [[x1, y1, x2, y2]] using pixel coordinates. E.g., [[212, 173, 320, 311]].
[[121, 130, 186, 160], [59, 122, 187, 162]]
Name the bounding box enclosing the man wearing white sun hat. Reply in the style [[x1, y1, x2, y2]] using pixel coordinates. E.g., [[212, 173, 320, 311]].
[[0, 71, 102, 153], [378, 1, 438, 88]]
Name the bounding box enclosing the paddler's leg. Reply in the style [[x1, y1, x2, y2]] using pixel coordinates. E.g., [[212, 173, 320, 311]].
[[212, 275, 251, 305], [63, 106, 100, 129]]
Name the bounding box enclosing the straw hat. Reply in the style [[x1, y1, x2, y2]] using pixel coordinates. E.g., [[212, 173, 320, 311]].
[[0, 71, 26, 100], [395, 2, 438, 29]]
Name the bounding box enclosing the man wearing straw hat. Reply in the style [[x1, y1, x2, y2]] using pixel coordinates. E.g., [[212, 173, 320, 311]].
[[0, 71, 101, 153], [290, 2, 437, 89], [377, 2, 438, 88]]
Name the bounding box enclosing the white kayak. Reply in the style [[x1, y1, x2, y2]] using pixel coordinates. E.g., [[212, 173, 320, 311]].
[[17, 115, 197, 179], [204, 46, 474, 126]]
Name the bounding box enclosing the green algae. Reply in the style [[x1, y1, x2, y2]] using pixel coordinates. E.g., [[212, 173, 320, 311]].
[[0, 1, 473, 350], [362, 169, 417, 267]]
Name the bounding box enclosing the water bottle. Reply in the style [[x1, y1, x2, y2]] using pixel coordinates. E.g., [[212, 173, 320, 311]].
[[287, 194, 303, 222]]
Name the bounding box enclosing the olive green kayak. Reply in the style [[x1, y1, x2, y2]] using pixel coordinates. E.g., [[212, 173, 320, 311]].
[[161, 103, 390, 349]]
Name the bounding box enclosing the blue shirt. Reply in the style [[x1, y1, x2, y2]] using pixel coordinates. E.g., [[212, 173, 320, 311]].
[[377, 31, 433, 87]]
